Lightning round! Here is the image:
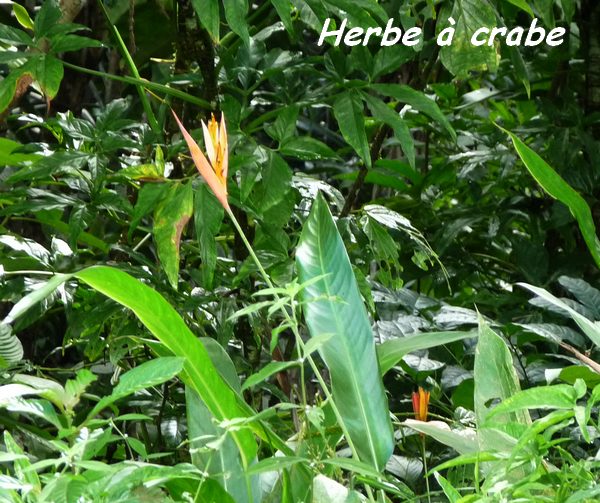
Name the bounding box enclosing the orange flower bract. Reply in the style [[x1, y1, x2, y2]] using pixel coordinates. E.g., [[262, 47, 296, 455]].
[[172, 110, 230, 210], [412, 387, 430, 422]]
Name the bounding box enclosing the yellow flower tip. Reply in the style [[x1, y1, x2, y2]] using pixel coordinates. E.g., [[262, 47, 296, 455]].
[[171, 109, 230, 211], [201, 112, 228, 186]]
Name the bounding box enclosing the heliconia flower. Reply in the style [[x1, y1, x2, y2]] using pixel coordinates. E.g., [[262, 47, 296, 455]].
[[412, 387, 430, 422], [172, 110, 230, 210]]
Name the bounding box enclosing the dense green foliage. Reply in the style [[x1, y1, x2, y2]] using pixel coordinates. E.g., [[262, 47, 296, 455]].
[[1, 0, 600, 501]]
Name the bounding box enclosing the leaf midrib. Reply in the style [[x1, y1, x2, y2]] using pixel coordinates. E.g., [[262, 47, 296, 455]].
[[315, 215, 380, 468]]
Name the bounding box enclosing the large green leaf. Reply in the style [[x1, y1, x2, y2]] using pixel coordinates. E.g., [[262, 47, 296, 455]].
[[0, 71, 19, 114], [296, 193, 394, 470], [333, 90, 371, 168], [404, 420, 477, 455], [3, 267, 258, 466], [518, 282, 600, 349], [371, 84, 456, 140], [2, 267, 302, 461], [377, 330, 477, 375], [362, 93, 416, 169], [474, 319, 530, 451], [29, 54, 64, 100], [191, 0, 220, 41], [73, 266, 257, 464], [223, 0, 249, 45], [485, 384, 580, 421], [153, 181, 194, 289], [504, 129, 600, 270], [0, 23, 33, 45], [437, 0, 499, 77]]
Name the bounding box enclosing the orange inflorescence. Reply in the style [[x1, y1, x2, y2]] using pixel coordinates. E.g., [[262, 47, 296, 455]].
[[412, 387, 430, 422], [172, 110, 230, 210]]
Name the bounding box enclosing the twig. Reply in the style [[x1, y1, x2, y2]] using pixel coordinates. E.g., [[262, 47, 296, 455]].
[[559, 341, 600, 374], [340, 125, 390, 217]]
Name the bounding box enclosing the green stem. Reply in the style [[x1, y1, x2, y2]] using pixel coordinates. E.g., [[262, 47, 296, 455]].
[[225, 206, 376, 501], [62, 61, 211, 109], [421, 435, 431, 503], [97, 0, 160, 135], [1, 270, 55, 276]]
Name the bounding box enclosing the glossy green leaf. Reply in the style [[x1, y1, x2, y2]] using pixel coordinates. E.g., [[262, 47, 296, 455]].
[[0, 323, 24, 366], [296, 193, 394, 470], [191, 0, 220, 41], [362, 92, 416, 169], [4, 431, 40, 495], [0, 24, 33, 46], [195, 479, 236, 503], [129, 182, 169, 239], [434, 472, 462, 503], [270, 0, 294, 34], [372, 84, 456, 140], [320, 457, 382, 479], [30, 55, 64, 100], [85, 358, 183, 419], [280, 137, 337, 161], [504, 128, 600, 270], [3, 274, 68, 325], [50, 34, 103, 53], [533, 0, 555, 27], [327, 0, 387, 24], [12, 3, 34, 30], [245, 456, 308, 476], [154, 181, 194, 289], [377, 331, 477, 375], [115, 357, 183, 400], [503, 0, 534, 16], [33, 0, 61, 38], [558, 276, 600, 319], [333, 90, 371, 168], [0, 71, 20, 114], [35, 212, 109, 253], [223, 0, 249, 45]]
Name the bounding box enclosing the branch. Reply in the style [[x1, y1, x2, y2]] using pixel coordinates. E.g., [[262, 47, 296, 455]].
[[340, 124, 390, 217]]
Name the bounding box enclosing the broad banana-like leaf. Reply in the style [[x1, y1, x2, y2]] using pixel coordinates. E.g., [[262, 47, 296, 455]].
[[296, 193, 394, 470]]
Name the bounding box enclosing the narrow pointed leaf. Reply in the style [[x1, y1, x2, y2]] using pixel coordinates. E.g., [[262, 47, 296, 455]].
[[73, 266, 257, 464], [333, 90, 371, 168], [518, 282, 600, 349], [296, 193, 394, 470], [377, 330, 476, 375], [504, 128, 600, 269]]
